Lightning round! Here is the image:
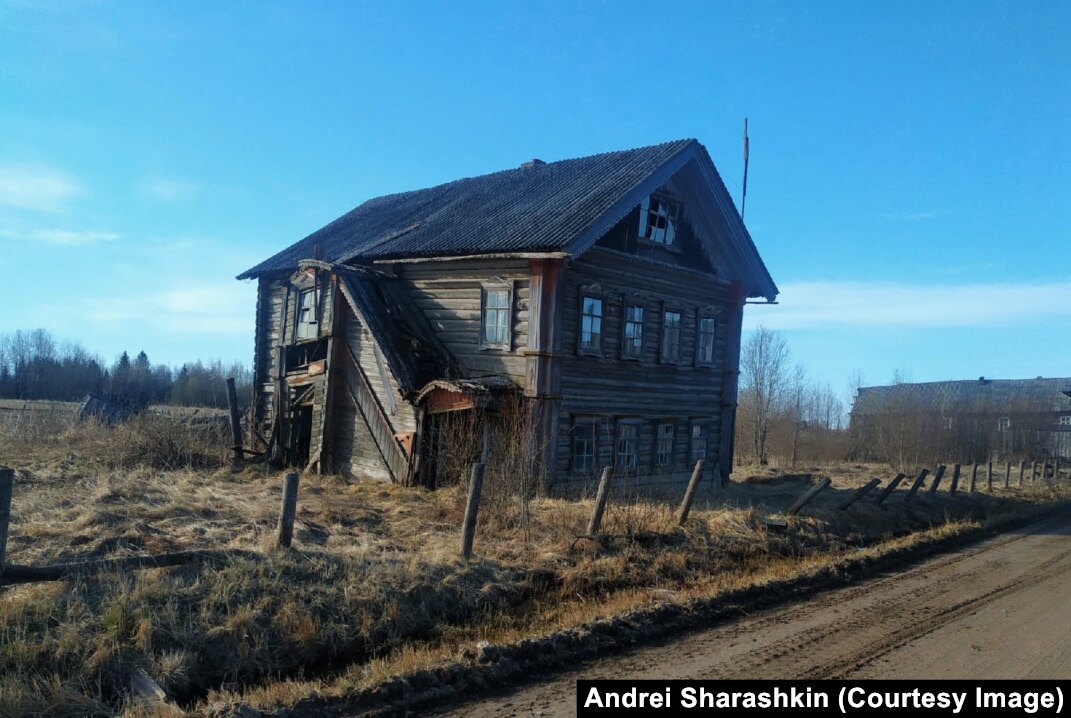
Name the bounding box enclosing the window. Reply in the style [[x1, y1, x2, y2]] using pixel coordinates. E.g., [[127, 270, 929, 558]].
[[573, 420, 597, 473], [944, 417, 954, 430], [638, 195, 680, 245], [656, 423, 675, 466], [997, 417, 1011, 432], [296, 289, 317, 340], [691, 423, 707, 463], [660, 310, 681, 363], [481, 286, 511, 347], [622, 304, 644, 359], [579, 295, 603, 353], [616, 423, 638, 472], [1060, 416, 1071, 427], [696, 316, 716, 365]]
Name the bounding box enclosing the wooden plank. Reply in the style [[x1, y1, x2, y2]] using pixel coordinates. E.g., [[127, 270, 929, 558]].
[[0, 468, 12, 575], [986, 461, 994, 491], [875, 473, 906, 505], [969, 464, 979, 493], [226, 377, 243, 463], [676, 460, 705, 525], [787, 476, 831, 516], [277, 472, 299, 548], [1019, 460, 1026, 487], [905, 468, 930, 502], [839, 477, 881, 510], [460, 463, 485, 559], [586, 466, 614, 536], [948, 464, 962, 496], [1004, 461, 1011, 489], [927, 465, 947, 494]]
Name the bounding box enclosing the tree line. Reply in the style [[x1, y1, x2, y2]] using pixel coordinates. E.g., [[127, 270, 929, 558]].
[[0, 328, 252, 409]]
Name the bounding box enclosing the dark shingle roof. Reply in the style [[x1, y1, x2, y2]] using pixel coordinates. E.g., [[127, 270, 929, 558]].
[[853, 378, 1071, 415], [238, 139, 775, 299]]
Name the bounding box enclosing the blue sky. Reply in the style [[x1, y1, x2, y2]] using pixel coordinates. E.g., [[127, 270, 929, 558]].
[[1, 0, 1068, 400]]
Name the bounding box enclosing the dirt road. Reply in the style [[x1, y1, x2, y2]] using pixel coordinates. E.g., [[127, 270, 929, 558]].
[[435, 512, 1071, 717]]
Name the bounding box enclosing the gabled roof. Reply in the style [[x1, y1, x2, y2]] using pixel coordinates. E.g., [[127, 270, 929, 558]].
[[853, 378, 1071, 416], [238, 139, 777, 299]]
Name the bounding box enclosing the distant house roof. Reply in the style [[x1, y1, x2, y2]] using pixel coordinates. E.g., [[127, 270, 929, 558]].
[[238, 139, 777, 299], [853, 378, 1071, 416]]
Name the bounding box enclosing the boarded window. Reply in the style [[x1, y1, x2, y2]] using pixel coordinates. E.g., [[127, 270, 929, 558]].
[[638, 195, 680, 245], [573, 419, 597, 473], [579, 295, 603, 353], [296, 289, 318, 340], [696, 316, 716, 365], [656, 422, 675, 466], [622, 304, 644, 358], [482, 286, 511, 347], [661, 310, 681, 363], [616, 422, 638, 471], [691, 423, 707, 463]]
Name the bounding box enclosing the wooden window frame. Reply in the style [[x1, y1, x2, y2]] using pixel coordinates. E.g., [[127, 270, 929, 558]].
[[621, 302, 645, 360], [659, 306, 683, 364], [295, 287, 319, 342], [695, 311, 717, 367], [572, 417, 598, 474], [637, 193, 682, 249], [997, 416, 1011, 432], [1060, 416, 1071, 427], [690, 421, 709, 464], [656, 421, 675, 467], [615, 420, 640, 474], [480, 282, 513, 350], [577, 292, 604, 356]]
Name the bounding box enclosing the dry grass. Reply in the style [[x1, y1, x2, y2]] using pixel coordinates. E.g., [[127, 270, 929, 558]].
[[1, 410, 1068, 716]]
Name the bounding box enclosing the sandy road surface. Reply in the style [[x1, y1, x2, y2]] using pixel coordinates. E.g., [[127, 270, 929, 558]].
[[435, 512, 1071, 717]]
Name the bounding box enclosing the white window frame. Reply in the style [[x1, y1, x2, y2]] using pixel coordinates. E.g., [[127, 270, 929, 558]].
[[296, 288, 318, 341], [480, 284, 513, 349], [660, 308, 682, 363], [615, 421, 639, 473], [572, 418, 597, 474], [690, 422, 708, 463], [638, 194, 681, 246], [656, 422, 675, 467], [997, 416, 1011, 432], [578, 294, 603, 355], [621, 303, 644, 360], [696, 314, 716, 366]]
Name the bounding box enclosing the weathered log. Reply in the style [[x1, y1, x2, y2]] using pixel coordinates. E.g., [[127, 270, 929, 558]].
[[787, 476, 831, 516], [875, 473, 906, 506], [226, 377, 244, 463], [838, 478, 881, 510], [927, 465, 947, 494], [586, 466, 613, 536], [460, 463, 484, 559], [277, 472, 300, 548], [905, 468, 930, 502], [0, 467, 12, 575], [676, 460, 706, 526], [948, 464, 962, 496]]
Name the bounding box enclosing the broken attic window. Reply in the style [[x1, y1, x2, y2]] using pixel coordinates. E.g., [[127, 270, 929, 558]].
[[296, 289, 317, 340], [638, 195, 680, 245]]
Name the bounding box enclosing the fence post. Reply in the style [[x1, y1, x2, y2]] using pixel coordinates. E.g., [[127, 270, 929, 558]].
[[875, 473, 906, 506], [1003, 462, 1011, 489], [1031, 462, 1039, 484], [905, 468, 930, 502], [986, 461, 993, 491], [839, 478, 881, 510], [587, 466, 614, 536], [677, 460, 706, 526], [1056, 459, 1062, 481], [948, 464, 962, 496], [1018, 460, 1025, 488], [969, 464, 979, 493], [226, 377, 244, 464], [0, 468, 12, 576], [276, 472, 300, 548], [460, 463, 485, 559], [787, 476, 831, 516], [927, 465, 947, 494]]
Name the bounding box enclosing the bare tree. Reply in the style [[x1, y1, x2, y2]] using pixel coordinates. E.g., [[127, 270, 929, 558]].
[[739, 326, 790, 465], [789, 364, 806, 469]]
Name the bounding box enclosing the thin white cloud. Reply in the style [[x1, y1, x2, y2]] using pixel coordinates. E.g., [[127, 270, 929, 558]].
[[140, 177, 197, 202], [86, 283, 253, 335], [746, 280, 1071, 330], [30, 229, 120, 246], [0, 163, 84, 212]]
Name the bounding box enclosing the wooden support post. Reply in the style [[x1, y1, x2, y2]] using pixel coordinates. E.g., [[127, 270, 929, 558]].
[[587, 466, 614, 536], [986, 461, 993, 491], [787, 476, 831, 516], [1018, 460, 1026, 487], [1055, 459, 1061, 481], [838, 478, 881, 510], [927, 465, 947, 494], [948, 464, 962, 496], [0, 468, 12, 576], [677, 460, 705, 526], [905, 468, 929, 502], [1004, 462, 1011, 489], [276, 472, 299, 548], [969, 464, 979, 493], [226, 377, 244, 464], [875, 473, 906, 506], [460, 463, 484, 559], [1032, 462, 1039, 484]]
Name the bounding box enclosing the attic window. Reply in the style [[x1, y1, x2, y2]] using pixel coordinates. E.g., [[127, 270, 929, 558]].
[[639, 195, 680, 245], [296, 289, 318, 340]]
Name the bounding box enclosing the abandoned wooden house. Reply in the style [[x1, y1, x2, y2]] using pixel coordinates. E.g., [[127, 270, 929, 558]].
[[850, 377, 1071, 463], [237, 139, 778, 492]]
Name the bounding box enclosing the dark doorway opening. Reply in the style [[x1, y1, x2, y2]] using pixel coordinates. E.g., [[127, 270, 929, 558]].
[[290, 404, 313, 467]]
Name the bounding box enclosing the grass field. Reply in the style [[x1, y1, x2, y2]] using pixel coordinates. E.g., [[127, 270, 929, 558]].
[[1, 408, 1068, 716]]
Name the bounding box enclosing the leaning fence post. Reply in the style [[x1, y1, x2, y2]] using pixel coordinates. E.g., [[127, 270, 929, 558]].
[[969, 464, 979, 493], [0, 468, 12, 576], [1031, 462, 1039, 484], [905, 468, 930, 502], [587, 466, 614, 536], [986, 461, 994, 491], [1003, 462, 1011, 489], [226, 377, 244, 464], [677, 460, 706, 526], [927, 465, 947, 494], [1018, 460, 1026, 487], [1055, 459, 1062, 481], [948, 464, 962, 496], [875, 473, 906, 506], [787, 476, 831, 516], [460, 463, 485, 559], [839, 478, 881, 510], [276, 472, 300, 548]]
